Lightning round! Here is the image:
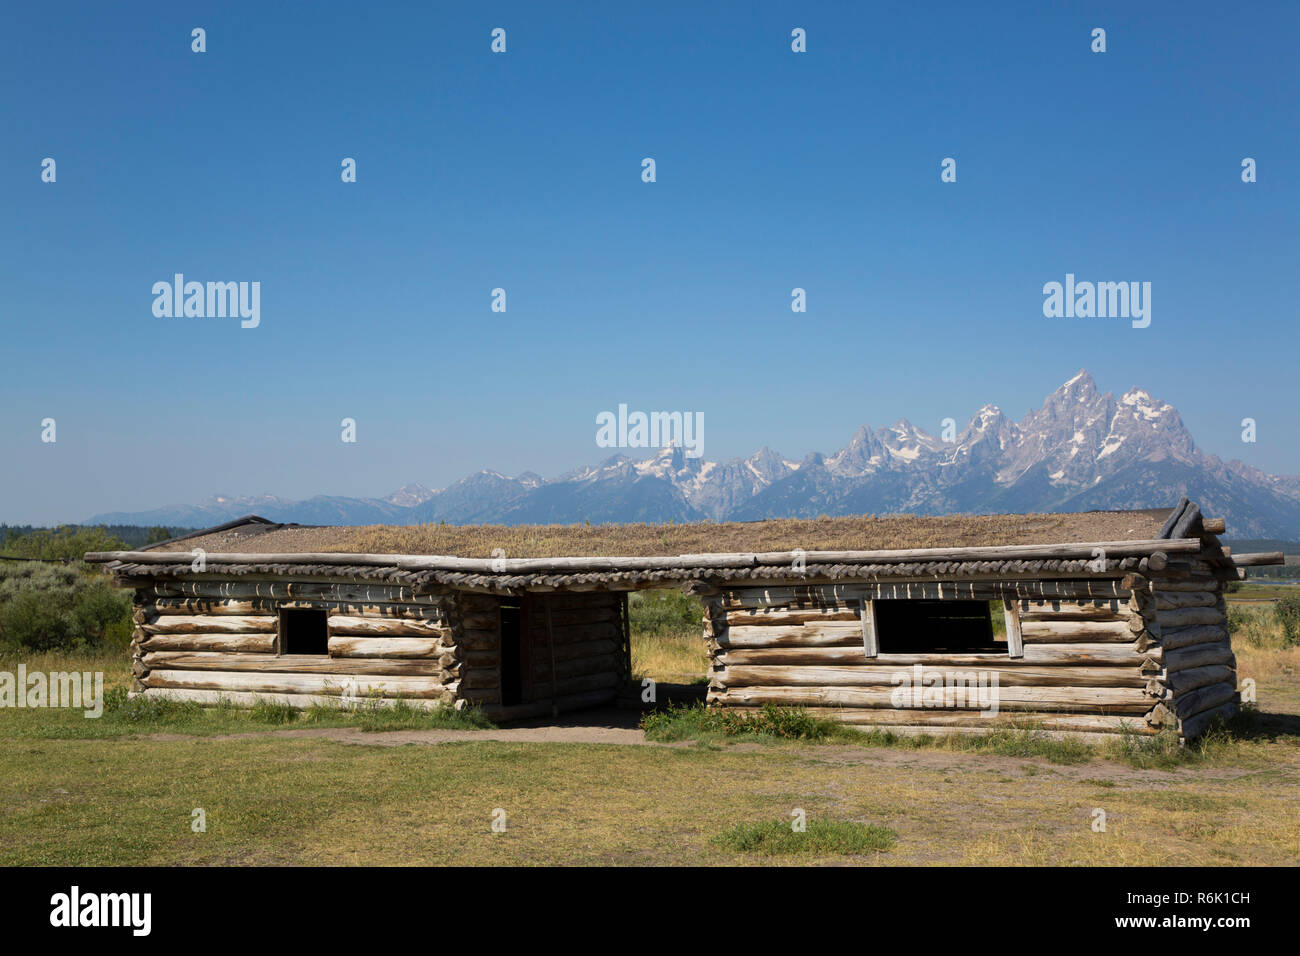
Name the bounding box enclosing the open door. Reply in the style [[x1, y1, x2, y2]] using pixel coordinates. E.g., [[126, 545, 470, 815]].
[[498, 597, 535, 706]]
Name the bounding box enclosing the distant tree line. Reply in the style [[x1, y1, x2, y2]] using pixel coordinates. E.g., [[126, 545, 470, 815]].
[[1244, 564, 1300, 580], [0, 524, 196, 557]]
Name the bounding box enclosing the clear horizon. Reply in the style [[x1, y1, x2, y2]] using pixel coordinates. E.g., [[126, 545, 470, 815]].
[[61, 369, 1291, 524], [3, 2, 1297, 524]]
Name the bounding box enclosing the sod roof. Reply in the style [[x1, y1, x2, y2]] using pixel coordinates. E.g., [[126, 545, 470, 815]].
[[153, 508, 1171, 559]]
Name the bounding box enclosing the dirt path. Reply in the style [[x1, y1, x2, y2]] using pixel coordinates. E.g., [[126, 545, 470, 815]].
[[145, 706, 664, 747], [138, 717, 1285, 789]]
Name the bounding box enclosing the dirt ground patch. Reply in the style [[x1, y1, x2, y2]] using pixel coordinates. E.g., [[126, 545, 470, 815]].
[[140, 708, 1274, 792]]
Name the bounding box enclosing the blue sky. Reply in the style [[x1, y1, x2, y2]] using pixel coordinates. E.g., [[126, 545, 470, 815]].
[[1, 1, 1297, 524]]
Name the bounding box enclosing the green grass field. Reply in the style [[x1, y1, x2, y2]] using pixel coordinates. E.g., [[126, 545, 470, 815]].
[[2, 609, 1298, 866], [1228, 582, 1300, 603]]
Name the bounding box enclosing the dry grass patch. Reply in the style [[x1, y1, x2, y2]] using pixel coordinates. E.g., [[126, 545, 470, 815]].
[[631, 632, 709, 684]]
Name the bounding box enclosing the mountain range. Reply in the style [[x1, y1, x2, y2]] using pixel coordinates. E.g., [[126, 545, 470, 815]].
[[86, 371, 1300, 538]]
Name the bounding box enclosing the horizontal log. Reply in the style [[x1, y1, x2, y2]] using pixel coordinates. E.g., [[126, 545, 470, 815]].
[[456, 683, 498, 702], [460, 649, 499, 668], [718, 706, 1158, 735], [1173, 681, 1238, 719], [1179, 699, 1238, 740], [140, 651, 442, 677], [531, 653, 618, 682], [1019, 620, 1135, 643], [1157, 606, 1225, 629], [137, 687, 452, 712], [1201, 518, 1226, 535], [716, 664, 1146, 689], [714, 642, 1147, 668], [457, 670, 500, 691], [1232, 551, 1285, 567], [462, 606, 618, 630], [141, 615, 277, 635], [1170, 561, 1237, 582], [1018, 600, 1124, 621], [1163, 641, 1234, 674], [88, 537, 1199, 573], [1175, 686, 1242, 723], [720, 579, 1132, 609], [139, 633, 277, 654], [145, 669, 452, 700], [1158, 624, 1228, 651], [543, 637, 623, 665], [1154, 591, 1220, 611], [457, 628, 499, 651], [327, 636, 443, 659], [1146, 576, 1222, 592], [711, 684, 1153, 714], [462, 638, 618, 670], [326, 616, 449, 638], [1150, 664, 1235, 698], [540, 671, 621, 697], [140, 597, 446, 620], [726, 608, 860, 626], [139, 580, 431, 604], [460, 671, 619, 702], [146, 598, 275, 616], [717, 622, 862, 649], [526, 593, 621, 612], [523, 621, 621, 643], [328, 602, 445, 620]]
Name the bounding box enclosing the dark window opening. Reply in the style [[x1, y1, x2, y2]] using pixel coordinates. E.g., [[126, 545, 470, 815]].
[[499, 601, 523, 706], [875, 600, 1001, 654], [280, 608, 329, 655]]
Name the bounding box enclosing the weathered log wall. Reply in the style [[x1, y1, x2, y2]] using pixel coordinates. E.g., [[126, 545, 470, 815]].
[[706, 580, 1173, 736], [1133, 553, 1240, 739], [452, 591, 626, 720], [130, 579, 462, 709], [132, 581, 629, 719]]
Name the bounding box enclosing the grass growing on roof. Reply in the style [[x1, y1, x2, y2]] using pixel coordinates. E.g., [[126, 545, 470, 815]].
[[177, 509, 1167, 559]]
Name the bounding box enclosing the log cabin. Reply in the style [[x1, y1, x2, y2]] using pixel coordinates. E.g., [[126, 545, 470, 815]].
[[84, 498, 1280, 740]]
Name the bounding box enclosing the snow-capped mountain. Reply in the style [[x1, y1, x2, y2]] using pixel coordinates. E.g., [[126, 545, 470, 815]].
[[85, 372, 1300, 537]]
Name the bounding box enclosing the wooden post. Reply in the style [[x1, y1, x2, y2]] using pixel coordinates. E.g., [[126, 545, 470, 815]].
[[860, 599, 879, 658], [620, 592, 632, 685], [1003, 597, 1024, 658]]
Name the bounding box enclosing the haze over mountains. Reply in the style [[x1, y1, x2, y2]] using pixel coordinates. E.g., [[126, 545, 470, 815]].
[[87, 372, 1300, 538]]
